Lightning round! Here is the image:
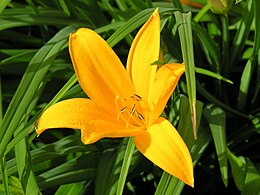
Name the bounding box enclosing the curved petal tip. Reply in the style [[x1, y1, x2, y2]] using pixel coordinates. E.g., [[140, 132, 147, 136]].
[[134, 118, 194, 187]]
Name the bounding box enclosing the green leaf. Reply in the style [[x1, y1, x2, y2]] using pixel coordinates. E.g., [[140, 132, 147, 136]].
[[252, 0, 260, 103], [204, 105, 228, 186], [116, 137, 135, 195], [55, 182, 86, 195], [175, 11, 197, 139], [235, 0, 244, 4], [37, 154, 98, 189], [95, 148, 118, 195], [0, 26, 76, 159], [0, 8, 85, 30], [106, 7, 179, 48], [237, 58, 254, 111], [0, 0, 11, 14], [15, 137, 40, 194], [0, 156, 9, 195], [227, 149, 260, 194], [242, 159, 260, 195], [0, 50, 37, 66], [106, 9, 154, 47], [195, 67, 233, 84], [229, 0, 254, 66], [0, 176, 24, 195], [192, 21, 221, 71], [196, 82, 248, 118]]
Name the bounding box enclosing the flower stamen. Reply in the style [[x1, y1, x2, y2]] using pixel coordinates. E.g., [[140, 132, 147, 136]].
[[136, 111, 145, 120], [120, 106, 127, 114], [115, 94, 147, 129], [130, 104, 136, 115]]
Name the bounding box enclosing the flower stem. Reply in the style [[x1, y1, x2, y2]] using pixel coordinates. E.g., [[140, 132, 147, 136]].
[[116, 137, 135, 195]]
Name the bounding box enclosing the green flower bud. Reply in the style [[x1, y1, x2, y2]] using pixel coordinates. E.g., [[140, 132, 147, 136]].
[[208, 0, 233, 15]]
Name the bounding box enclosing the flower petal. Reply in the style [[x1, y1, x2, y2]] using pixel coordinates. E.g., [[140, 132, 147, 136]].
[[134, 118, 194, 187], [69, 28, 135, 113], [81, 120, 143, 144], [37, 98, 143, 144], [126, 9, 160, 101], [37, 98, 114, 135], [148, 63, 185, 125]]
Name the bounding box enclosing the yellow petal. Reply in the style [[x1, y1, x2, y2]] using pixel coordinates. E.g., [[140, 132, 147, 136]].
[[37, 98, 114, 135], [127, 9, 160, 101], [148, 63, 185, 125], [81, 120, 143, 144], [134, 118, 194, 187], [69, 28, 135, 113], [37, 98, 143, 144]]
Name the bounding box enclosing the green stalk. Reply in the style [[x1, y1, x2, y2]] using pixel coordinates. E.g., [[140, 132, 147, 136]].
[[219, 14, 229, 102], [194, 4, 210, 22], [171, 0, 182, 9], [221, 14, 229, 76], [197, 82, 248, 118], [116, 137, 135, 195]]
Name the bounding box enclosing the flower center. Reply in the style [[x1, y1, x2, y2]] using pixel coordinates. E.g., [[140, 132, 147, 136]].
[[115, 94, 148, 129]]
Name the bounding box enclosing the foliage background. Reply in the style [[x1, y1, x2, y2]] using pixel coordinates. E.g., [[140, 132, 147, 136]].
[[0, 0, 259, 194]]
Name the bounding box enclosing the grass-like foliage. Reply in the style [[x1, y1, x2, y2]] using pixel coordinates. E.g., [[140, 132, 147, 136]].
[[0, 0, 259, 194]]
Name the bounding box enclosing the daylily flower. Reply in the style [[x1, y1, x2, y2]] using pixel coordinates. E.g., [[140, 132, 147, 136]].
[[37, 9, 194, 186]]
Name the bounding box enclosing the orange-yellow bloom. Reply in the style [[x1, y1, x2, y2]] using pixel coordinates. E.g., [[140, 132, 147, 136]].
[[37, 9, 194, 186]]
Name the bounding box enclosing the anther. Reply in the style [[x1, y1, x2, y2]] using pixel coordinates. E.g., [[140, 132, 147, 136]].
[[130, 94, 142, 101], [120, 106, 127, 114], [115, 94, 146, 128], [136, 111, 145, 121], [130, 104, 136, 115]]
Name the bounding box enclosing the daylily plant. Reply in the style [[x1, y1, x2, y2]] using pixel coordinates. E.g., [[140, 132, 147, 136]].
[[37, 9, 194, 186]]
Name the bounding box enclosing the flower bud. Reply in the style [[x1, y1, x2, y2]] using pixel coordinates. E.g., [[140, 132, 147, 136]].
[[208, 0, 233, 15]]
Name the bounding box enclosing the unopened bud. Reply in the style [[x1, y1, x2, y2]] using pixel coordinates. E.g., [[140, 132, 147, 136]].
[[208, 0, 233, 15]]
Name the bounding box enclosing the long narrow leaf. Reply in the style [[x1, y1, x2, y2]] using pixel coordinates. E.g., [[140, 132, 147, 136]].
[[252, 0, 260, 103], [15, 137, 40, 194], [195, 67, 233, 84], [227, 149, 260, 194], [55, 182, 86, 195], [204, 105, 228, 186], [237, 58, 254, 111], [0, 156, 9, 195], [0, 0, 11, 14], [0, 26, 76, 159], [229, 0, 254, 66], [116, 137, 135, 195], [175, 11, 197, 138]]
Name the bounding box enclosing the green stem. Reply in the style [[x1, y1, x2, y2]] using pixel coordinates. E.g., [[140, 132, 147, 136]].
[[116, 137, 135, 195], [221, 14, 229, 76], [194, 4, 210, 23], [171, 0, 182, 9], [218, 14, 229, 102], [197, 81, 248, 118]]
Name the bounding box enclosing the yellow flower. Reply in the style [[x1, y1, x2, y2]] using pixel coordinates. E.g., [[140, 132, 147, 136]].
[[37, 9, 194, 187]]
